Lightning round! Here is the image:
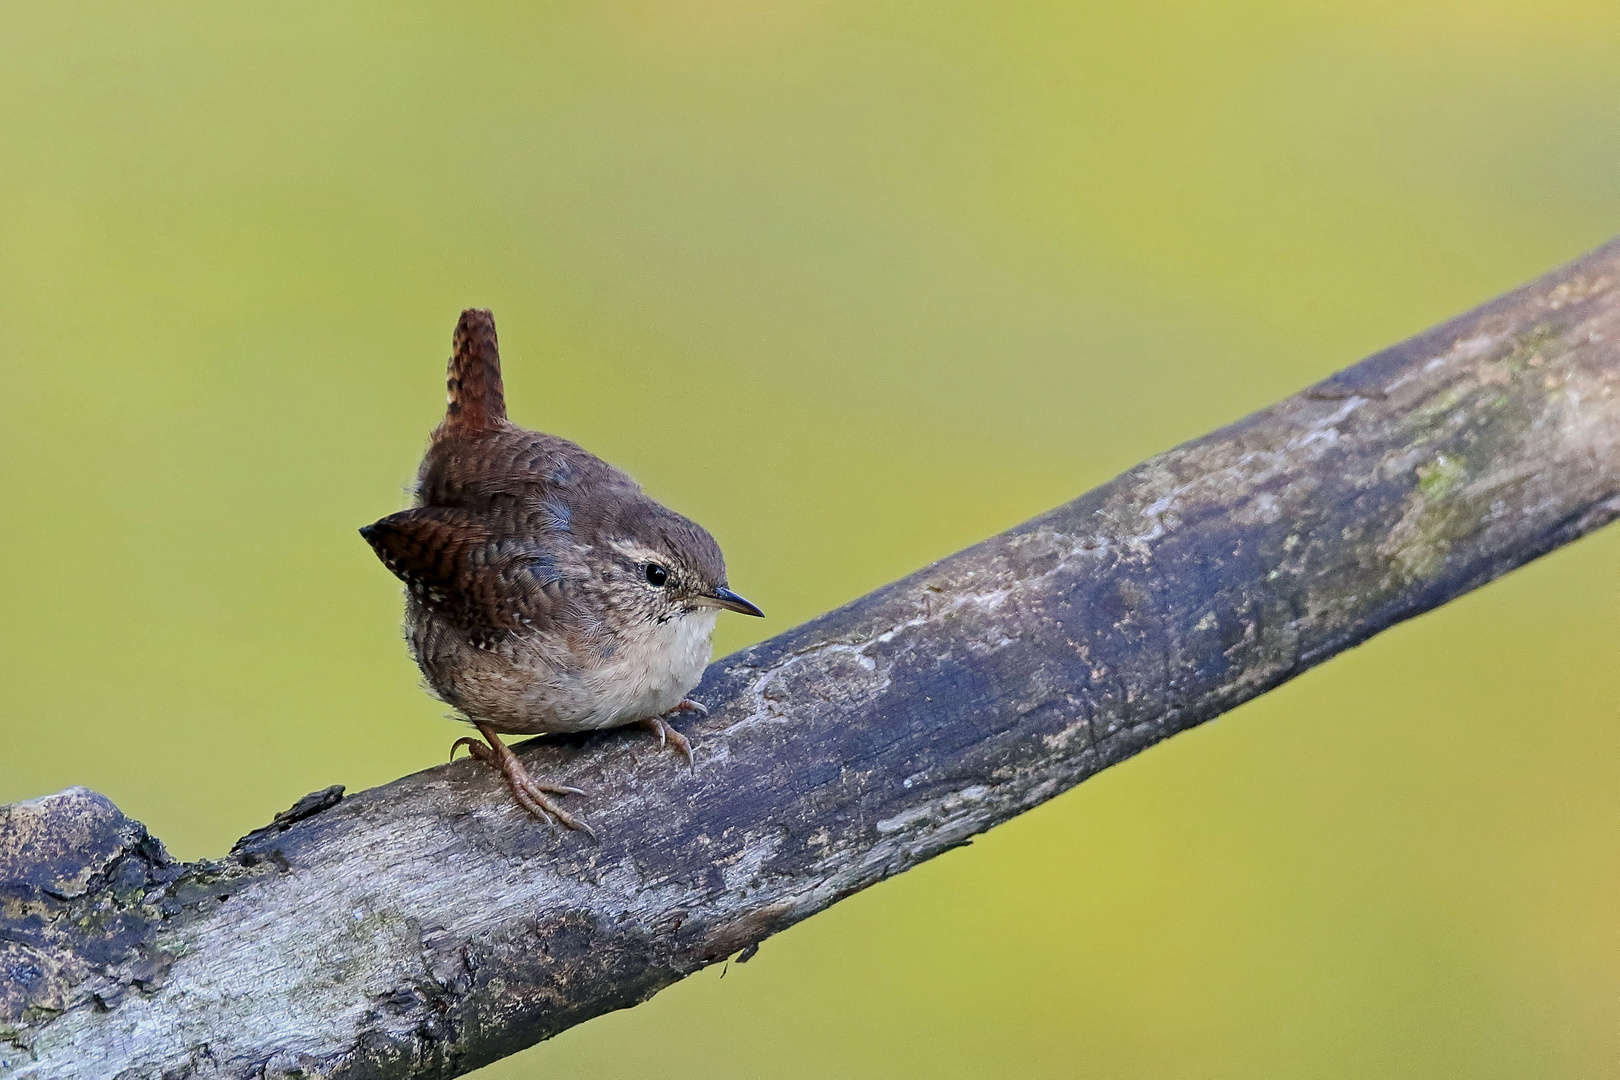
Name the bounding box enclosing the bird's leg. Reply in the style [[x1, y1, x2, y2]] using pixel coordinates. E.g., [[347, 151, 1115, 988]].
[[640, 699, 707, 767], [451, 721, 593, 837]]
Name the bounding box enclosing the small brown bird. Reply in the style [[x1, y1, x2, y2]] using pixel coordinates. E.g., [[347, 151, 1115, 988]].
[[360, 309, 762, 833]]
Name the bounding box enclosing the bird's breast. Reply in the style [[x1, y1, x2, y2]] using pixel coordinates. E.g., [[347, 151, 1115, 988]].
[[573, 608, 719, 729], [409, 603, 719, 735]]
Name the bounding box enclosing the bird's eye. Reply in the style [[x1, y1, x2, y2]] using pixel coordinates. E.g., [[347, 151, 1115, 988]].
[[645, 563, 669, 587]]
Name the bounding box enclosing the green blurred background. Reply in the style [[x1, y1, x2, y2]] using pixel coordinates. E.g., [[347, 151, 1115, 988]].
[[1, 2, 1615, 1076]]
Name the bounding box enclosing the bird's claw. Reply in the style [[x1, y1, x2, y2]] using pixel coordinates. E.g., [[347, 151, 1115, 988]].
[[454, 723, 593, 836], [450, 736, 488, 763], [640, 711, 696, 768]]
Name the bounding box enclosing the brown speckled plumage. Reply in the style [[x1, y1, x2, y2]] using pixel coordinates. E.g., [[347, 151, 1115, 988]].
[[360, 309, 761, 831]]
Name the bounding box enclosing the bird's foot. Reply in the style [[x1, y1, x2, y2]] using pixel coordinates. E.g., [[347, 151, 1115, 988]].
[[451, 722, 594, 838], [640, 699, 706, 767]]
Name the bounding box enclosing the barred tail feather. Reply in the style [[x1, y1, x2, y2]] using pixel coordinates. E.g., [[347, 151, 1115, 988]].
[[440, 308, 507, 435]]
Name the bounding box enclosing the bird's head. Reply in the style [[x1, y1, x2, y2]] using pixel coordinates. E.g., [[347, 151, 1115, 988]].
[[594, 505, 763, 627]]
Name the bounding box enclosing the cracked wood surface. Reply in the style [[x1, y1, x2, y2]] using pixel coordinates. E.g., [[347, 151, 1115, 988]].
[[3, 239, 1619, 1079]]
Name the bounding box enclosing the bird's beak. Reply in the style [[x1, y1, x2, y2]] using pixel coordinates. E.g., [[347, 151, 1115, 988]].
[[701, 587, 764, 617]]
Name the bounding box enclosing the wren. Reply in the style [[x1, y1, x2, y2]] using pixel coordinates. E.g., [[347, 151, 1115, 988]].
[[360, 309, 762, 833]]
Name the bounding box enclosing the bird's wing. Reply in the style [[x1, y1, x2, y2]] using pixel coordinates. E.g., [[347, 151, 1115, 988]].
[[415, 427, 635, 512], [359, 506, 582, 649]]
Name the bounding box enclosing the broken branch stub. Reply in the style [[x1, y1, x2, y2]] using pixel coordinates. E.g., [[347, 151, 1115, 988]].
[[3, 240, 1619, 1079]]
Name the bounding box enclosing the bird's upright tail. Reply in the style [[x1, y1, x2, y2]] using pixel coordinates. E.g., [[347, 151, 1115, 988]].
[[437, 308, 507, 437]]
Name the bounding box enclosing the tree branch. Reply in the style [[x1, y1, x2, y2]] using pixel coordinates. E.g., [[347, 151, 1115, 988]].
[[4, 241, 1619, 1080]]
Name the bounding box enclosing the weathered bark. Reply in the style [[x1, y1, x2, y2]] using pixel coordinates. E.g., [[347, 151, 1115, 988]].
[[3, 240, 1619, 1080]]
